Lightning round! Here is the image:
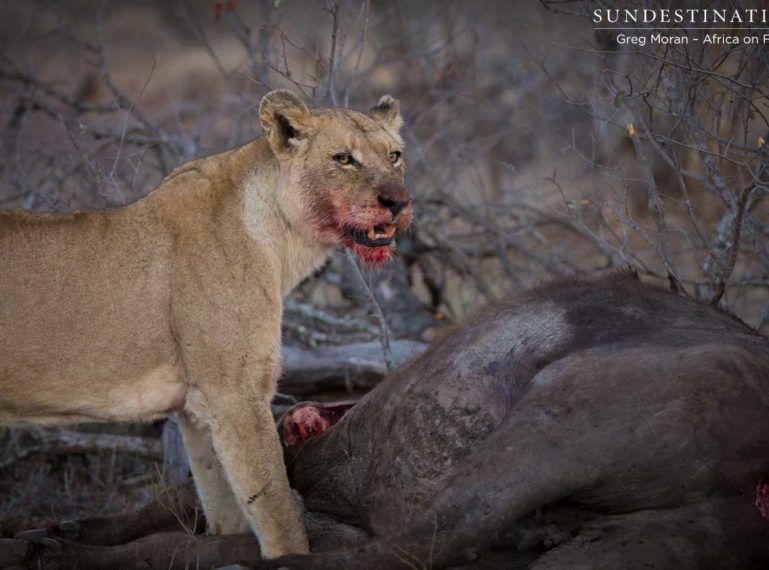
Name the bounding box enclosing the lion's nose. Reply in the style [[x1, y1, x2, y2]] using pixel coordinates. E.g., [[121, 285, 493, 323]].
[[378, 195, 410, 217], [376, 182, 410, 217]]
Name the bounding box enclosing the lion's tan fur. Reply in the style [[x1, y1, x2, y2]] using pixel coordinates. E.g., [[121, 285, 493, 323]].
[[0, 90, 410, 558]]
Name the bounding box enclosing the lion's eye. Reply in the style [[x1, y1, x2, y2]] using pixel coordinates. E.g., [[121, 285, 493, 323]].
[[334, 152, 354, 166], [389, 150, 402, 164]]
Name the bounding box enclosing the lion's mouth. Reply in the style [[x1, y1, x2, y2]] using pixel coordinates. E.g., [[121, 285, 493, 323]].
[[347, 223, 396, 247]]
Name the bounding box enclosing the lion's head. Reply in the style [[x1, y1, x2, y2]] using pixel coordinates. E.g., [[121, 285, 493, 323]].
[[259, 90, 412, 265]]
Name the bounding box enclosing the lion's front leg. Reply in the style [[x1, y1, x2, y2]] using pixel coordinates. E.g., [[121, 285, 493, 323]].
[[197, 393, 309, 558], [172, 249, 309, 558], [178, 412, 249, 535], [180, 331, 309, 559]]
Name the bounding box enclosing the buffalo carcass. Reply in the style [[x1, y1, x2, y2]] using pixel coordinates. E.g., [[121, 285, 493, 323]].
[[276, 273, 769, 569], [22, 273, 769, 569]]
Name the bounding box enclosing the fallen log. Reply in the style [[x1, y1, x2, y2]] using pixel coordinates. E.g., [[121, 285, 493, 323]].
[[4, 483, 367, 570], [280, 340, 426, 396], [0, 428, 163, 470], [45, 515, 368, 570]]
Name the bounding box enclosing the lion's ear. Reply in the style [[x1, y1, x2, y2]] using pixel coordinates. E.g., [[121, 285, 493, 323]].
[[369, 95, 403, 133], [259, 90, 312, 157]]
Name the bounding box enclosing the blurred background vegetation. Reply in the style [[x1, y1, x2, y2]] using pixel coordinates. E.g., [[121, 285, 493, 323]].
[[1, 0, 767, 527]]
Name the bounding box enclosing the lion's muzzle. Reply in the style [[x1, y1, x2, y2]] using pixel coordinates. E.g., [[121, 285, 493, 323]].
[[340, 179, 412, 265]]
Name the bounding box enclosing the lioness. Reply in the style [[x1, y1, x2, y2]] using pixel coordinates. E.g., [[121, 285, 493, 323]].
[[0, 90, 411, 558]]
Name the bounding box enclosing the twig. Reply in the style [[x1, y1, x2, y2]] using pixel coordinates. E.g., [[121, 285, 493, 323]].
[[709, 182, 756, 305], [325, 0, 342, 106], [344, 250, 396, 371], [626, 120, 682, 291]]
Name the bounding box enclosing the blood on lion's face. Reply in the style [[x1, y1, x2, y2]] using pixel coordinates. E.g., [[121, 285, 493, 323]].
[[260, 91, 411, 266]]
